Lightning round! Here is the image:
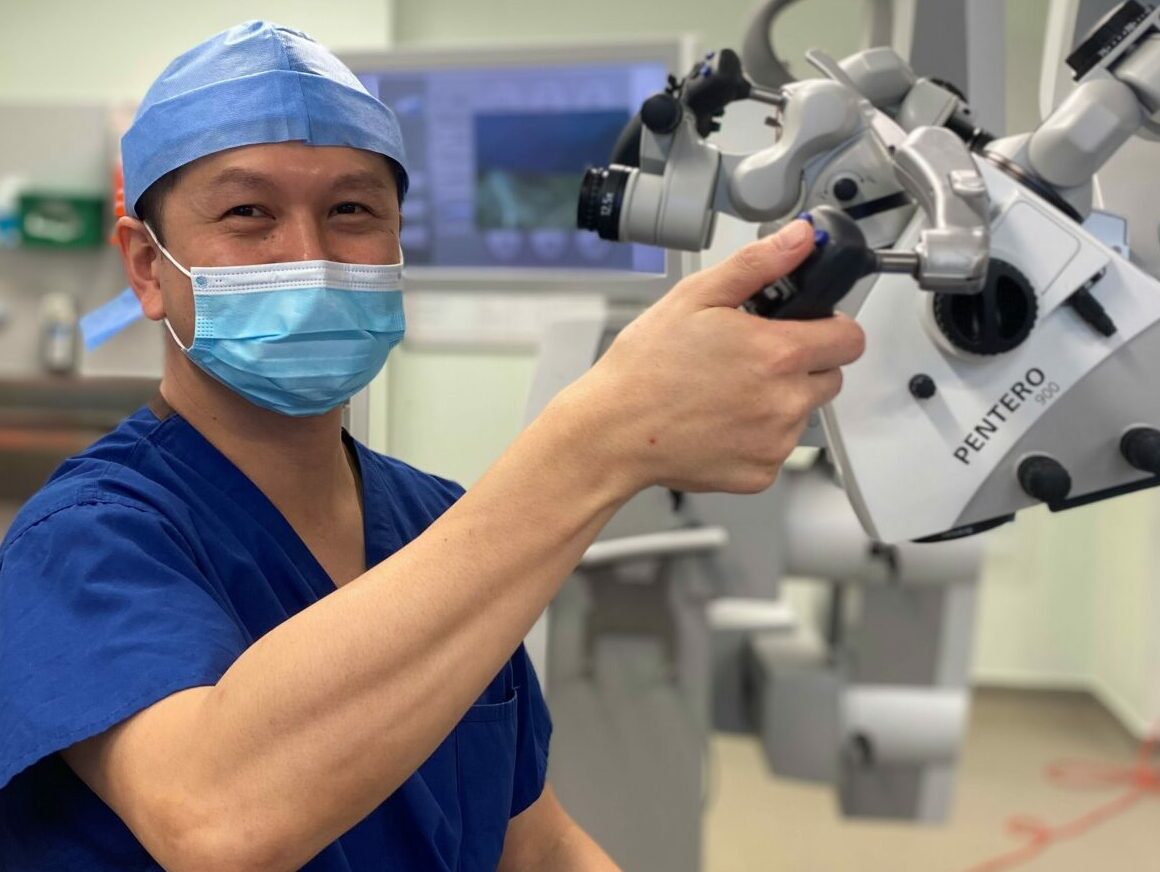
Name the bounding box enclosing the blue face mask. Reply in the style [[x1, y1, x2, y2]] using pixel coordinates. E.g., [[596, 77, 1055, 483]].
[[147, 225, 405, 417]]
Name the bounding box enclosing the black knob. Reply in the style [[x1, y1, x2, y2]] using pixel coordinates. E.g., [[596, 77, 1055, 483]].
[[833, 177, 859, 202], [640, 93, 684, 135], [909, 374, 937, 400], [1120, 427, 1160, 475], [1018, 456, 1072, 504], [932, 259, 1037, 355]]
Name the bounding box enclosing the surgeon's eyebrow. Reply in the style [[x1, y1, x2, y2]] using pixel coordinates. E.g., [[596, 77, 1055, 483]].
[[203, 168, 392, 194], [205, 168, 279, 191], [328, 171, 394, 195]]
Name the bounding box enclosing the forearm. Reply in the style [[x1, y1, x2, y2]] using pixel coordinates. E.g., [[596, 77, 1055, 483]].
[[97, 387, 632, 868], [529, 825, 622, 872], [499, 786, 621, 872]]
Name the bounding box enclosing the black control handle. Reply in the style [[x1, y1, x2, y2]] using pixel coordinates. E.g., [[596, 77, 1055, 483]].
[[683, 48, 753, 137], [743, 206, 878, 320]]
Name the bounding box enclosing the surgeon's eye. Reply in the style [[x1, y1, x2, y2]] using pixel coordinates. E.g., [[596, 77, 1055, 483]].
[[224, 205, 266, 219], [333, 202, 372, 216]]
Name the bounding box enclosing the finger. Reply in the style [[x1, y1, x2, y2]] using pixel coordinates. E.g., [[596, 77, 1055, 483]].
[[684, 219, 816, 310], [763, 313, 866, 374]]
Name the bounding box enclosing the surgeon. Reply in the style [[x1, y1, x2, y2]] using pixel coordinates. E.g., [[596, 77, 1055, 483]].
[[0, 21, 862, 872]]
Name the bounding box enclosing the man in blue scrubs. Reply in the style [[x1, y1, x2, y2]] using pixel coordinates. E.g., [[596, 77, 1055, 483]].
[[0, 21, 863, 872]]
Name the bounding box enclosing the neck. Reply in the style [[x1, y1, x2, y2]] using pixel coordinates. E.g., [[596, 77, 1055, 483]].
[[158, 346, 355, 519]]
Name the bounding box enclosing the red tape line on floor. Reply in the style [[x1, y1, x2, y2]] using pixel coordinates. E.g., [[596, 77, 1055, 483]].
[[961, 727, 1159, 872]]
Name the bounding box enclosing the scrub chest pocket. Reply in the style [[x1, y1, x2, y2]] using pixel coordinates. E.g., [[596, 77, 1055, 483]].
[[456, 689, 520, 867]]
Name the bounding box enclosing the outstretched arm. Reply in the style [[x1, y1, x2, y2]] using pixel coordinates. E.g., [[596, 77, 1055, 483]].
[[63, 219, 863, 872]]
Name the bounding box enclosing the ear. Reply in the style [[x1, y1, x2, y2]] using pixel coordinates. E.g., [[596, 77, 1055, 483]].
[[115, 216, 167, 322]]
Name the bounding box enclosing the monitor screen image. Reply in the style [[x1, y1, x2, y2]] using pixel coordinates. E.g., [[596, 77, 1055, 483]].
[[357, 61, 669, 274], [474, 109, 630, 231]]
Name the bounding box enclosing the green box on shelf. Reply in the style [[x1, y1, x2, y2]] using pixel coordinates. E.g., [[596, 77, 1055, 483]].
[[18, 192, 106, 248]]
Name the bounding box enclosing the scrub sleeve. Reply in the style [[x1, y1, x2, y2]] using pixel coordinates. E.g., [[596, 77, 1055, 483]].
[[0, 495, 247, 788]]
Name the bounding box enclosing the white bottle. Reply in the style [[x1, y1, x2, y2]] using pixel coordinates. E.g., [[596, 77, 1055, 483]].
[[0, 176, 23, 248], [40, 292, 78, 375]]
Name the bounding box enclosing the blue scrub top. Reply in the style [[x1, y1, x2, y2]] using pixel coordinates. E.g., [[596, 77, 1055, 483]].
[[0, 403, 551, 870]]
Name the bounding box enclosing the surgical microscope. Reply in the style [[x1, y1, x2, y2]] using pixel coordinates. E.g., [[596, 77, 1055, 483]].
[[558, 0, 1160, 825]]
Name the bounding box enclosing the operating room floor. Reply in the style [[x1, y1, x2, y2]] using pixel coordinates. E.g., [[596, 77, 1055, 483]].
[[703, 688, 1159, 872]]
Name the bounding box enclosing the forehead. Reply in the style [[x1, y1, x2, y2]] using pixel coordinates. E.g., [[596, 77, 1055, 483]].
[[177, 142, 398, 197]]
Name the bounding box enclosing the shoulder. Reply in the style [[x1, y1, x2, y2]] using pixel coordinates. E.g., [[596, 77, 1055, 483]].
[[2, 407, 184, 549]]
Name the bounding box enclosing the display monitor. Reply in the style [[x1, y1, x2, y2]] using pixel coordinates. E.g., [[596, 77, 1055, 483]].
[[341, 40, 695, 300]]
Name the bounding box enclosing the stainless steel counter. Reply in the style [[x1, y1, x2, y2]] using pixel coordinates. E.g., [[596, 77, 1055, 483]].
[[0, 375, 158, 533]]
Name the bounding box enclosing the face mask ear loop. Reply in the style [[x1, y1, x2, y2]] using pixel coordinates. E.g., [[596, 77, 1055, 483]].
[[142, 222, 194, 352], [142, 222, 193, 279], [162, 317, 192, 353]]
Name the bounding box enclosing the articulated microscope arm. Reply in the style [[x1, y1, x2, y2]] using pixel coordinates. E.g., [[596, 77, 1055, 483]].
[[987, 0, 1160, 221]]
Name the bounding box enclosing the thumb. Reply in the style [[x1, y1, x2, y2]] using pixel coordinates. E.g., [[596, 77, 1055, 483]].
[[685, 219, 816, 310]]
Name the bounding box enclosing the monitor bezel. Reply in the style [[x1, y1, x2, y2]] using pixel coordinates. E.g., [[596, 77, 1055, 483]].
[[339, 37, 699, 302]]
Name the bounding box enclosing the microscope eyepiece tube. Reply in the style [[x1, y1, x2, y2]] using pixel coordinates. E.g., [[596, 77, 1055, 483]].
[[577, 165, 638, 241]]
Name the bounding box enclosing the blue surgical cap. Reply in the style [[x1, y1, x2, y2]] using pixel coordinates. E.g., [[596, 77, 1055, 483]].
[[121, 21, 408, 217]]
